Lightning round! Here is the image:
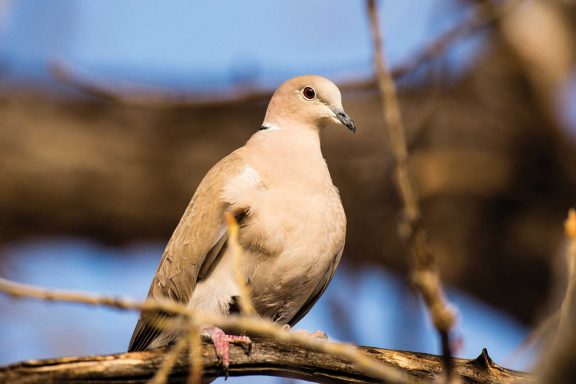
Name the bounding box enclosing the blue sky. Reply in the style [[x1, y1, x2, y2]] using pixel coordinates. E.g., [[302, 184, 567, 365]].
[[0, 1, 479, 88]]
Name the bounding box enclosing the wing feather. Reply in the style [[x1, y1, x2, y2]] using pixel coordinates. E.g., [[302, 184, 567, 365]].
[[128, 151, 246, 351]]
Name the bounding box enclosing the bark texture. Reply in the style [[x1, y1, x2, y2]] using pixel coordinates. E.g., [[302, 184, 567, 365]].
[[0, 338, 531, 384]]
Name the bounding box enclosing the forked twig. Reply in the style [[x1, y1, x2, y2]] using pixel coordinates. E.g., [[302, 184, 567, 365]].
[[366, 0, 457, 379]]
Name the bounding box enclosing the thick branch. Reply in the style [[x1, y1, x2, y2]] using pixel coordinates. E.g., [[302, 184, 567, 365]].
[[0, 338, 531, 384], [0, 277, 406, 383]]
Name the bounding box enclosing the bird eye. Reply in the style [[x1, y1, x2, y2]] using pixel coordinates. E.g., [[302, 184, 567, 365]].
[[303, 86, 316, 100]]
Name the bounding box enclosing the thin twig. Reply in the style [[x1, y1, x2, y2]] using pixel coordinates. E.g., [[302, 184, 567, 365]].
[[559, 209, 576, 330], [491, 0, 572, 131], [0, 277, 192, 316], [0, 277, 411, 384], [188, 320, 202, 384], [536, 209, 576, 383], [149, 336, 189, 384], [390, 1, 504, 80], [366, 0, 457, 379], [50, 61, 272, 110], [225, 211, 256, 316]]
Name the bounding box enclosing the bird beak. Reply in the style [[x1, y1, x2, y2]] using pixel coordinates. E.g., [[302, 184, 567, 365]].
[[330, 106, 356, 133]]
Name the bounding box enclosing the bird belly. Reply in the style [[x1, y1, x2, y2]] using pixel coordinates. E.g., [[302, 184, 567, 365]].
[[246, 193, 346, 324], [249, 245, 335, 324], [187, 249, 240, 316], [248, 203, 344, 324]]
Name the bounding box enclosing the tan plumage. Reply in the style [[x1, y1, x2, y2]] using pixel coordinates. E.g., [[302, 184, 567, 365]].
[[129, 75, 354, 352]]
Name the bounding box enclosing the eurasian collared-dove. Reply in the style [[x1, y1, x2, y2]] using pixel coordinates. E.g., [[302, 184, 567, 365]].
[[128, 75, 355, 368]]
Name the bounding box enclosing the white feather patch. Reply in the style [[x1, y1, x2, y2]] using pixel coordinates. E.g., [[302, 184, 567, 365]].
[[188, 252, 240, 314], [222, 165, 264, 204], [261, 122, 281, 131]]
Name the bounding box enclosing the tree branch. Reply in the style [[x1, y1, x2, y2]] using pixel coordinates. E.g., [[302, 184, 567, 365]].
[[536, 209, 576, 383], [49, 60, 273, 109], [0, 277, 406, 383], [0, 338, 531, 384], [366, 0, 458, 378]]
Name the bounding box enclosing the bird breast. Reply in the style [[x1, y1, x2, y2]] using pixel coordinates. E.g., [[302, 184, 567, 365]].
[[220, 159, 346, 323], [240, 182, 346, 324]]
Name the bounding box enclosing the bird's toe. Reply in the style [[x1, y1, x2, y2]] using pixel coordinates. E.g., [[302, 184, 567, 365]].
[[202, 326, 252, 374]]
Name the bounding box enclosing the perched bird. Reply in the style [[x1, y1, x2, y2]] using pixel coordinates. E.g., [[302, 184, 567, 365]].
[[128, 75, 355, 368]]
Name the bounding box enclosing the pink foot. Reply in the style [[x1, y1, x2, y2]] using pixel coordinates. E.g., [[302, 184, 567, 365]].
[[202, 327, 252, 373]]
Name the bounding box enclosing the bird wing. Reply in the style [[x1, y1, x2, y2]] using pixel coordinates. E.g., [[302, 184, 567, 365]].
[[128, 151, 247, 351]]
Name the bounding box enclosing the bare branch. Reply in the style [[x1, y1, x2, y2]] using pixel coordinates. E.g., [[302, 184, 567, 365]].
[[150, 336, 189, 384], [489, 0, 572, 129], [0, 277, 192, 316], [366, 0, 458, 378], [389, 1, 509, 80], [0, 338, 531, 384], [558, 209, 576, 330], [50, 61, 272, 109], [0, 277, 410, 384], [187, 322, 202, 384]]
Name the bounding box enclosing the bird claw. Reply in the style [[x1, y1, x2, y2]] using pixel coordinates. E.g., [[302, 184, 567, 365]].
[[202, 327, 252, 375]]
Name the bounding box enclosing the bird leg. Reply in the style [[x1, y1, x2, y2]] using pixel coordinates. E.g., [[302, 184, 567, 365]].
[[202, 327, 252, 373], [282, 324, 328, 340]]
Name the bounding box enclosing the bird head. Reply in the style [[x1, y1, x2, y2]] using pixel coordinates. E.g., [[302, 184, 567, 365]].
[[263, 75, 356, 133]]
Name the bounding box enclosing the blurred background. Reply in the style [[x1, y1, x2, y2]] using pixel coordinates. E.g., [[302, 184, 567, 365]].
[[1, 0, 576, 382]]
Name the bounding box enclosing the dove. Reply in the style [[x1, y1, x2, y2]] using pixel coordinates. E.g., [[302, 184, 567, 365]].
[[128, 75, 355, 370]]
